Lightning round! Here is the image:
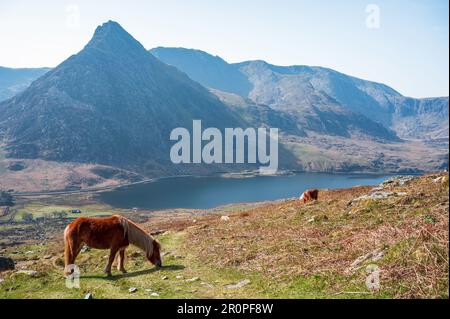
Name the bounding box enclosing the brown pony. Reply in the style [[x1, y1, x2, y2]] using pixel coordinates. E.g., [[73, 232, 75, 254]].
[[64, 215, 161, 277], [299, 189, 319, 204]]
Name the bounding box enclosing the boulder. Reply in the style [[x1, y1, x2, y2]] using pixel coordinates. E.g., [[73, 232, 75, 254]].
[[0, 256, 15, 271], [379, 176, 415, 187], [350, 191, 407, 205]]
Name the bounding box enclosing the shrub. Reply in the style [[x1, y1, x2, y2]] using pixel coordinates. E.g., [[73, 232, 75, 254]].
[[0, 190, 14, 206], [22, 212, 34, 223]]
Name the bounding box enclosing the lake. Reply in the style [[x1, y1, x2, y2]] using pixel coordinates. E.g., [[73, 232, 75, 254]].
[[99, 173, 391, 210]]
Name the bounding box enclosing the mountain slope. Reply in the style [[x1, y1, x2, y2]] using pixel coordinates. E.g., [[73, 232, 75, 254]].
[[1, 172, 448, 298], [0, 67, 50, 102], [150, 47, 252, 97], [150, 47, 449, 141], [0, 21, 244, 176]]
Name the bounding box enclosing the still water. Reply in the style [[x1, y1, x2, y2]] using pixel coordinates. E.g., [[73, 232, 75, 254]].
[[99, 173, 390, 210]]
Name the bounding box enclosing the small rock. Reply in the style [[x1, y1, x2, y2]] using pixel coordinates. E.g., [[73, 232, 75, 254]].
[[200, 282, 214, 288], [307, 217, 315, 223], [220, 216, 230, 221], [192, 219, 197, 223], [128, 287, 138, 293], [371, 250, 385, 262], [433, 176, 443, 183], [16, 270, 38, 277], [145, 288, 153, 292], [185, 277, 200, 282], [81, 245, 91, 253], [161, 276, 168, 280], [369, 186, 384, 193], [176, 275, 184, 279], [345, 248, 385, 274], [84, 293, 93, 299], [42, 255, 52, 260], [161, 252, 170, 257], [226, 279, 251, 289], [150, 292, 160, 297], [25, 251, 35, 255]]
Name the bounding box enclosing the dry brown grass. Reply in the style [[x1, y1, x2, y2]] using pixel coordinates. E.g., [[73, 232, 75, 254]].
[[0, 159, 135, 192], [185, 173, 449, 298]]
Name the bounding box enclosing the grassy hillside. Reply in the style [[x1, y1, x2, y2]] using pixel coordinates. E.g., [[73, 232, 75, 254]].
[[0, 172, 448, 298]]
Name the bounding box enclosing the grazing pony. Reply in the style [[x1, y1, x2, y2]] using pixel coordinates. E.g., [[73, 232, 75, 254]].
[[64, 215, 161, 277], [299, 189, 319, 204]]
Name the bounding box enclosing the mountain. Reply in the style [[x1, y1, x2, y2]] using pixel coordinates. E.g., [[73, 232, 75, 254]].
[[0, 23, 447, 184], [0, 21, 245, 176], [150, 48, 449, 141], [150, 47, 252, 97], [0, 67, 50, 102]]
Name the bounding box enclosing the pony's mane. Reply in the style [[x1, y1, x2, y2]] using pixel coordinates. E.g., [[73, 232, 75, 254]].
[[117, 215, 156, 256]]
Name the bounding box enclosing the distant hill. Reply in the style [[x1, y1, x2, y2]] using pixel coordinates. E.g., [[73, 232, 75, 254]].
[[0, 67, 50, 101], [150, 48, 449, 141], [0, 21, 245, 176]]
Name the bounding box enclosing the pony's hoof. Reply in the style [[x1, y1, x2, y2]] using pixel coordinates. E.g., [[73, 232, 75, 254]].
[[104, 271, 112, 277]]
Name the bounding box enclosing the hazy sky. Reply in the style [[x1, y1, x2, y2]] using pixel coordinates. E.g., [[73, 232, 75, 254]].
[[0, 0, 448, 98]]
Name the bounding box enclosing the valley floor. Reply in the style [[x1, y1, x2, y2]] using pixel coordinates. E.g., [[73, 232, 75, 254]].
[[0, 172, 448, 299]]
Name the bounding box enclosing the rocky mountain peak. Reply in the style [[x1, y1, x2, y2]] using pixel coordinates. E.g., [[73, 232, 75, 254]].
[[84, 20, 146, 56]]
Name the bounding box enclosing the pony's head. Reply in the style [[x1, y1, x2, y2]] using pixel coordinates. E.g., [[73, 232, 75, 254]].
[[147, 239, 162, 267]]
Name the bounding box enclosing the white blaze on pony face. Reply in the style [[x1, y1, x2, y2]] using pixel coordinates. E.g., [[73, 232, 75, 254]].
[[300, 193, 305, 201]]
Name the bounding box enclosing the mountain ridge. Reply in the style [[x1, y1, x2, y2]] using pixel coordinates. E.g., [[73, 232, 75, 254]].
[[150, 47, 449, 141], [0, 66, 50, 102]]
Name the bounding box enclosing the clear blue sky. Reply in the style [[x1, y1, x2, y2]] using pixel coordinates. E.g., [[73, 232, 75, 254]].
[[0, 0, 448, 98]]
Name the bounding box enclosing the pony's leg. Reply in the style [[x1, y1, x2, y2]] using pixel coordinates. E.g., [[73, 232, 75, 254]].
[[64, 240, 74, 277], [64, 233, 82, 276], [104, 247, 119, 276], [117, 248, 127, 273]]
